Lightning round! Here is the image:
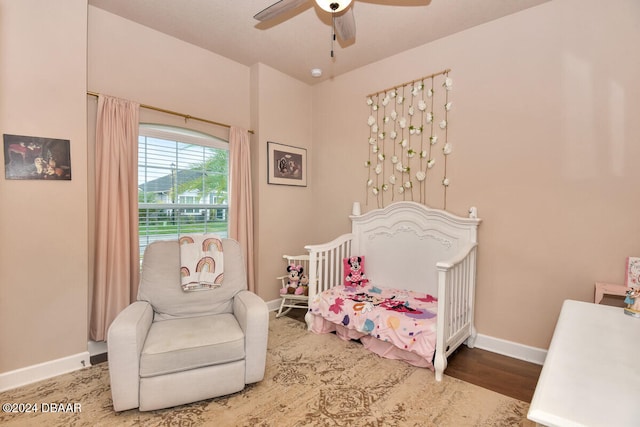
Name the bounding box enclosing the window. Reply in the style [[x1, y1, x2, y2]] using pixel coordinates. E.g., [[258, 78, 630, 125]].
[[138, 124, 229, 257]]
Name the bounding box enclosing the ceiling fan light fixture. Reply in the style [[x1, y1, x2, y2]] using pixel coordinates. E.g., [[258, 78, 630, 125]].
[[315, 0, 352, 13]]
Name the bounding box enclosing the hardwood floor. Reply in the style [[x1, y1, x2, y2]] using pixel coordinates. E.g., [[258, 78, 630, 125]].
[[446, 345, 542, 403], [283, 309, 542, 403]]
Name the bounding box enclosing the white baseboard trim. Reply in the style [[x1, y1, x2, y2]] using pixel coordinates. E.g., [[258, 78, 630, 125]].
[[88, 340, 108, 357], [474, 333, 547, 365], [0, 352, 91, 392]]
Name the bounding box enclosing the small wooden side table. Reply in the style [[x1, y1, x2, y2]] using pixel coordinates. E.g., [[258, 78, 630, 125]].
[[594, 282, 628, 304]]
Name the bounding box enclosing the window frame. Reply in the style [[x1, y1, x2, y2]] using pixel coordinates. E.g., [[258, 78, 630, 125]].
[[137, 124, 229, 256]]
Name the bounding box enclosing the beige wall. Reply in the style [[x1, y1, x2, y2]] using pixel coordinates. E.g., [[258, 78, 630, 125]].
[[250, 63, 314, 299], [87, 7, 252, 299], [311, 0, 640, 349], [87, 9, 312, 303], [0, 0, 88, 372], [2, 0, 638, 379], [88, 7, 251, 138]]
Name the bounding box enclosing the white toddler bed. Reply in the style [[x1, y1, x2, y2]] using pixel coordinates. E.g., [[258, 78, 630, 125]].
[[304, 201, 480, 381]]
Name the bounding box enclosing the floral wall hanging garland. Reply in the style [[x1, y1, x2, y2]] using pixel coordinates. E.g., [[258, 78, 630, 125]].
[[365, 69, 453, 209]]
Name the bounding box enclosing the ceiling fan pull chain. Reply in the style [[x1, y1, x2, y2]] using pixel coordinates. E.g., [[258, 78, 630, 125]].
[[331, 14, 335, 58]]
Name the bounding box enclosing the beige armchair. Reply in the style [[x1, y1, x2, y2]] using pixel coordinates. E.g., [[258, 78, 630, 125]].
[[107, 238, 268, 411]]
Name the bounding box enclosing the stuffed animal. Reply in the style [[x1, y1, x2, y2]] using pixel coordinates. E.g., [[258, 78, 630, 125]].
[[296, 273, 309, 296], [344, 256, 368, 286], [280, 264, 303, 295]]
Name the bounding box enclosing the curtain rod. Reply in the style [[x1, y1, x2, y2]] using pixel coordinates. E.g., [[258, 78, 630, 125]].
[[366, 68, 451, 98], [87, 91, 254, 134]]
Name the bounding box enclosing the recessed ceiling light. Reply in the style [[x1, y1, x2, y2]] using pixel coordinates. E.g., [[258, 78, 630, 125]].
[[311, 68, 323, 78]]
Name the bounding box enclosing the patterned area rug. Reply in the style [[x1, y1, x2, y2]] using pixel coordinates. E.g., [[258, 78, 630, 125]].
[[0, 313, 533, 426]]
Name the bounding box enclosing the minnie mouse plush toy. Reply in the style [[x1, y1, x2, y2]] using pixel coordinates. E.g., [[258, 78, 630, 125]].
[[280, 265, 303, 295], [345, 256, 368, 287]]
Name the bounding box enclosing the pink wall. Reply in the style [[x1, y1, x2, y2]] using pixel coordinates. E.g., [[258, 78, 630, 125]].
[[88, 7, 251, 138], [250, 64, 314, 300], [88, 10, 314, 303], [3, 0, 638, 381], [87, 8, 253, 304], [311, 0, 640, 348], [0, 0, 88, 373]]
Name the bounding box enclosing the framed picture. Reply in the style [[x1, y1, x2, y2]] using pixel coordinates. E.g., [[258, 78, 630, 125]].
[[267, 141, 307, 187], [4, 134, 71, 180], [625, 257, 640, 287]]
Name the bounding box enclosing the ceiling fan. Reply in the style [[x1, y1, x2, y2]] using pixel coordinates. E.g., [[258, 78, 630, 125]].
[[254, 0, 356, 42]]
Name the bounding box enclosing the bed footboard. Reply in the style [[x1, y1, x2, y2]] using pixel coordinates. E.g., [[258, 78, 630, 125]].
[[433, 242, 478, 381], [304, 233, 354, 328]]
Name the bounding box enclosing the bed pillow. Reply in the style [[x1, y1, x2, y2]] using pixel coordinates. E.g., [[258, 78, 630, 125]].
[[343, 256, 368, 287]]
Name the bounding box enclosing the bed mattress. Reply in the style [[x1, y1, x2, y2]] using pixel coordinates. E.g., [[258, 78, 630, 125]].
[[308, 283, 439, 368]]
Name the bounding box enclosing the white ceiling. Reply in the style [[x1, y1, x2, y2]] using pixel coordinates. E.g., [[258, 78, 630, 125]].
[[88, 0, 550, 85]]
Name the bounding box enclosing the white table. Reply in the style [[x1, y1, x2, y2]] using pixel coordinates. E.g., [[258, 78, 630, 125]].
[[528, 300, 640, 427]]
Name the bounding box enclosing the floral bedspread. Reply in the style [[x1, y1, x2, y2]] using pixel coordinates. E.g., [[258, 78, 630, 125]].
[[308, 283, 438, 362]]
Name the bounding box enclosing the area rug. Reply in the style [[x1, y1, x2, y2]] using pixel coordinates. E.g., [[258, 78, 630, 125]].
[[0, 313, 533, 426]]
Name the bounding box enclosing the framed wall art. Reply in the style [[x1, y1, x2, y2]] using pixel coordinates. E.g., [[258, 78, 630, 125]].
[[3, 134, 71, 180], [267, 141, 307, 187], [625, 256, 640, 287]]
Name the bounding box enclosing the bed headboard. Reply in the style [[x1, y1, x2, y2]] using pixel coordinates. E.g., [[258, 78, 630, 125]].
[[350, 201, 480, 296]]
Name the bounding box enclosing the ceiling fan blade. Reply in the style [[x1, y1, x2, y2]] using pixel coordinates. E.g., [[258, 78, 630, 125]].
[[334, 7, 356, 41], [254, 0, 310, 21]]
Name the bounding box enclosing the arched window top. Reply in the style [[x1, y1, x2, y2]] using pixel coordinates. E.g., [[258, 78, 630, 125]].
[[139, 123, 227, 150]]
